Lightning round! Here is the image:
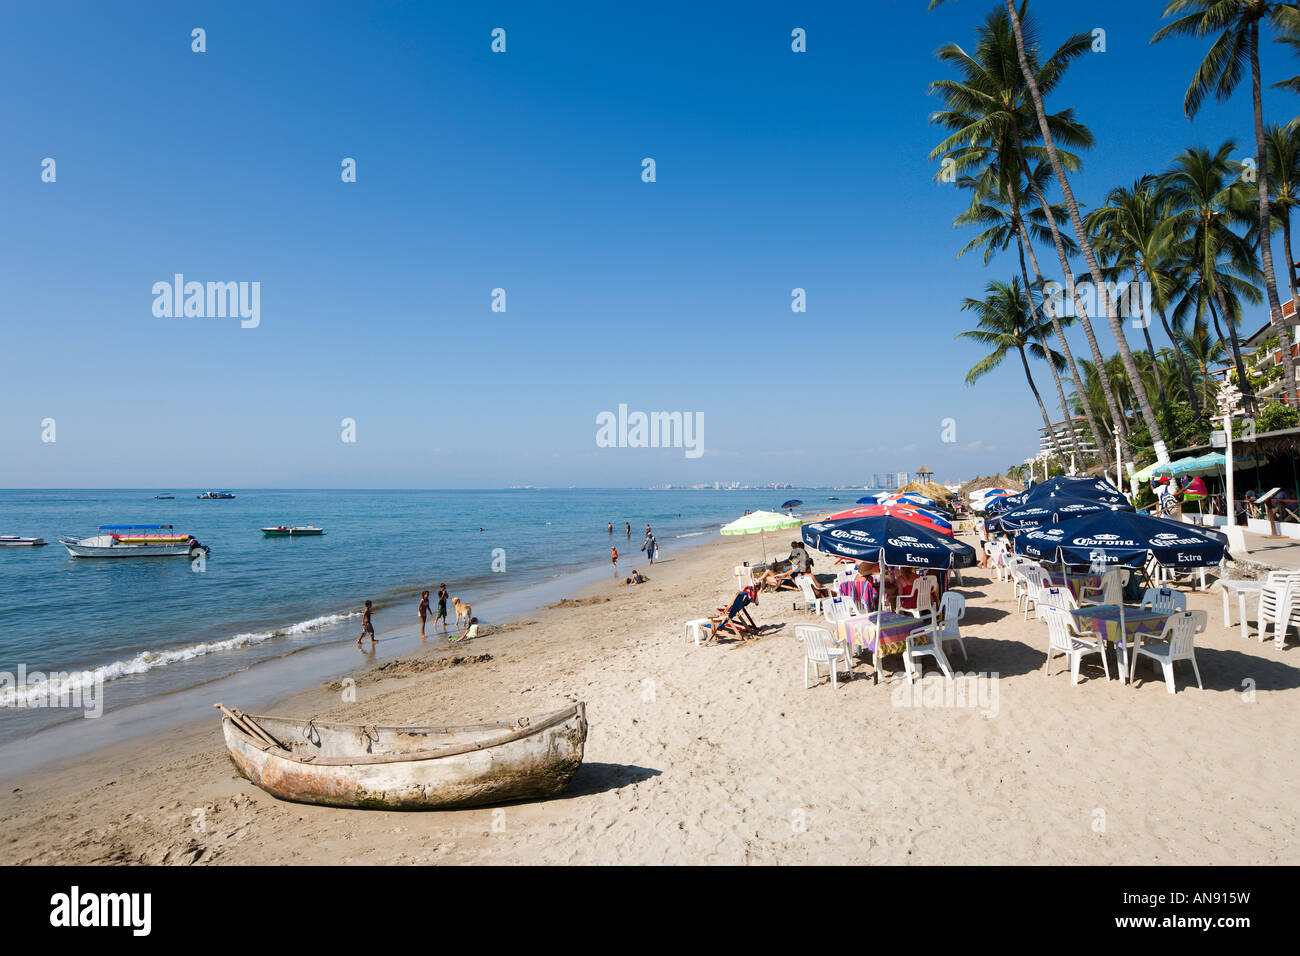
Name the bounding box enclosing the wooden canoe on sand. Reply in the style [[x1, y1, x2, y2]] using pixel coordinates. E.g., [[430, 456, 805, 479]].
[[220, 703, 588, 810]]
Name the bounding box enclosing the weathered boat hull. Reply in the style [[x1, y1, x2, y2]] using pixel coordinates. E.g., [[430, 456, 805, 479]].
[[222, 703, 588, 810]]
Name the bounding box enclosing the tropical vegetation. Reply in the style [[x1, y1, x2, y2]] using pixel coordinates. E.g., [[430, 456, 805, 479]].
[[931, 0, 1300, 477]]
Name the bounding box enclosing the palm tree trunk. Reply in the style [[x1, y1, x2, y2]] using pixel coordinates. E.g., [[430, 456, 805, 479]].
[[1209, 286, 1254, 411], [1153, 294, 1202, 420], [1015, 214, 1110, 468], [1002, 0, 1168, 465], [1016, 344, 1061, 467], [1007, 192, 1080, 468], [1013, 131, 1128, 455], [1134, 266, 1164, 398], [1250, 20, 1294, 406]]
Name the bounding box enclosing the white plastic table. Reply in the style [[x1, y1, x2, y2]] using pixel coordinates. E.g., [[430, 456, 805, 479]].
[[1219, 580, 1266, 640]]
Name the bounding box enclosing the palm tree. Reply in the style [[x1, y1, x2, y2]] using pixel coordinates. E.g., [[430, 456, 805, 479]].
[[1162, 143, 1265, 410], [958, 278, 1070, 460], [1154, 1, 1294, 404], [1086, 177, 1205, 420], [1087, 181, 1168, 397], [950, 162, 1083, 465], [1179, 319, 1231, 409], [980, 0, 1172, 463], [928, 4, 1113, 465]]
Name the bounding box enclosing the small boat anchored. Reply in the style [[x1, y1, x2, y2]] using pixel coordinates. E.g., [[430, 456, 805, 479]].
[[217, 701, 588, 810], [260, 526, 325, 537], [59, 525, 209, 558], [197, 491, 236, 499], [153, 494, 175, 500], [0, 536, 46, 547]]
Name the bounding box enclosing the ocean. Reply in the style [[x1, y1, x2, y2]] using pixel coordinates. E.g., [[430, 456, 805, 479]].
[[0, 488, 834, 754]]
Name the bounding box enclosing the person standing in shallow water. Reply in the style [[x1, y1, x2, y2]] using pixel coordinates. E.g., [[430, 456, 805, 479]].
[[607, 522, 613, 534], [435, 584, 449, 635], [418, 590, 431, 640], [625, 522, 630, 539], [611, 546, 619, 578]]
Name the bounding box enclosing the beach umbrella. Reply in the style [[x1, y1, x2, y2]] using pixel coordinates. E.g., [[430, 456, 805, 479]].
[[802, 514, 976, 569], [720, 510, 802, 564], [780, 499, 804, 510], [827, 503, 954, 536], [1011, 511, 1226, 681], [855, 495, 878, 505], [969, 487, 1013, 501], [883, 492, 938, 508], [990, 495, 1134, 533]]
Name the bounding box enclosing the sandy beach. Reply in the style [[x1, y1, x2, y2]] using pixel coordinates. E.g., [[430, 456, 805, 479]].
[[1, 530, 1296, 866]]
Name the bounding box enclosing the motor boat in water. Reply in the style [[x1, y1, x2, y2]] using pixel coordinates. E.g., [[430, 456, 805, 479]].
[[0, 536, 46, 547], [59, 525, 209, 558], [260, 526, 325, 537], [197, 491, 236, 499], [153, 494, 175, 499]]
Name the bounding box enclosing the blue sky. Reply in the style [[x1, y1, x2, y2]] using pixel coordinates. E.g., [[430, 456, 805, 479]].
[[1, 0, 1293, 488]]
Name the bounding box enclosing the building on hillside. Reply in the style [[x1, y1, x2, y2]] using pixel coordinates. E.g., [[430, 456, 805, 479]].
[[1038, 416, 1100, 458]]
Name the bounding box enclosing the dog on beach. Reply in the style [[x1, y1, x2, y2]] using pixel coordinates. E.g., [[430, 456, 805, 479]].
[[453, 597, 472, 630]]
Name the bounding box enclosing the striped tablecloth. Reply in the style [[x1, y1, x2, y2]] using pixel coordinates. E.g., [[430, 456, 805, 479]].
[[834, 611, 929, 657], [1069, 606, 1171, 644], [1046, 574, 1102, 601]]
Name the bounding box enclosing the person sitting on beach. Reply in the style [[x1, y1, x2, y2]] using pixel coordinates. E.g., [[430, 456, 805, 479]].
[[627, 569, 647, 584], [704, 584, 762, 642], [452, 617, 479, 643]]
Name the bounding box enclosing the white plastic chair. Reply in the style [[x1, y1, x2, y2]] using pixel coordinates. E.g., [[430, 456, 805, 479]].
[[1255, 574, 1300, 643], [1265, 585, 1300, 648], [1014, 564, 1049, 620], [1042, 606, 1109, 685], [1133, 610, 1204, 694], [794, 574, 826, 615], [822, 595, 859, 625], [795, 624, 848, 689], [900, 575, 939, 626], [1079, 567, 1126, 607], [1141, 587, 1187, 615], [985, 541, 1009, 581], [936, 591, 967, 660], [1034, 584, 1079, 622], [684, 618, 711, 646], [902, 622, 954, 682]]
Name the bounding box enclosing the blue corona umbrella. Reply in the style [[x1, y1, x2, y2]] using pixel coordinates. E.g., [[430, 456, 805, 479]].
[[991, 495, 1134, 532], [802, 515, 976, 569], [1012, 511, 1226, 568], [780, 499, 804, 510]]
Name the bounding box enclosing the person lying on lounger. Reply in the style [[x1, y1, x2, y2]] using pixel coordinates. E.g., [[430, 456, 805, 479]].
[[704, 584, 763, 642], [754, 565, 800, 591]]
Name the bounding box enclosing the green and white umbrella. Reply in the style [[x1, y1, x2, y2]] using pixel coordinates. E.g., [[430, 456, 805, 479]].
[[720, 510, 802, 564]]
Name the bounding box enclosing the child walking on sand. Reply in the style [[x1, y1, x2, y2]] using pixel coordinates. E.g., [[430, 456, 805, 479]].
[[357, 600, 375, 645], [611, 546, 619, 578]]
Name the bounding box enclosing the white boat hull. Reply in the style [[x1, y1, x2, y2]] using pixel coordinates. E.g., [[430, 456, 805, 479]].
[[60, 535, 201, 558]]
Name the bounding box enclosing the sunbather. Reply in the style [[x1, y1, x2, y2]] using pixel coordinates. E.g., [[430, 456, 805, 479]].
[[704, 584, 762, 642]]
